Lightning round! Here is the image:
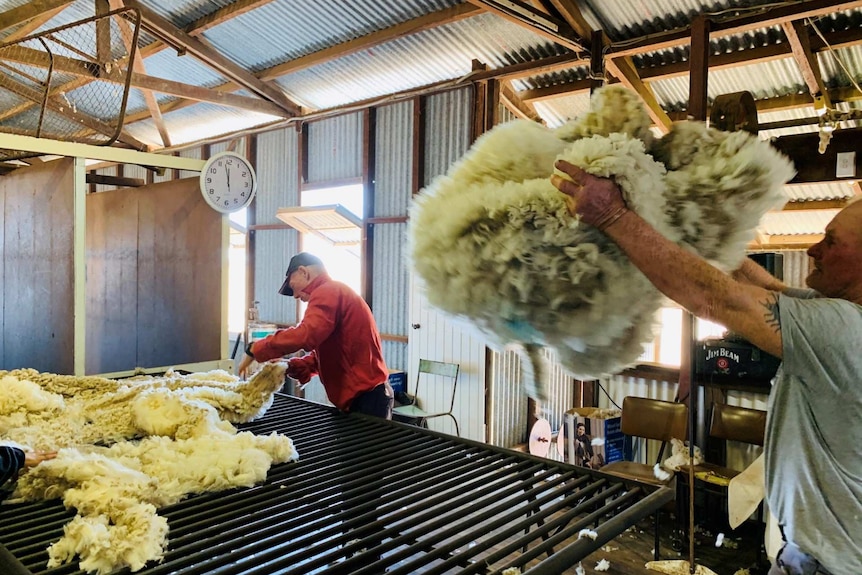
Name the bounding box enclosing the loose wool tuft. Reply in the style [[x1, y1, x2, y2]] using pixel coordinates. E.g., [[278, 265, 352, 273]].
[[0, 362, 296, 574], [409, 86, 794, 398]]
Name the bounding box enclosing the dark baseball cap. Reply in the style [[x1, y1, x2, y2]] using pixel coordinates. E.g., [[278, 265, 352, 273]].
[[279, 252, 323, 296]]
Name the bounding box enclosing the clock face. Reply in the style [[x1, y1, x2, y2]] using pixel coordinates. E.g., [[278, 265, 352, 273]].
[[200, 151, 257, 213]]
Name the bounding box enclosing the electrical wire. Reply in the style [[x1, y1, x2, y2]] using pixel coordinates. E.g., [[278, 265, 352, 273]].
[[597, 377, 622, 410]]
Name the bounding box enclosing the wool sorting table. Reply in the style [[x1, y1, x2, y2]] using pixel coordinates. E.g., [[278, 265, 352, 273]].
[[0, 394, 672, 575]]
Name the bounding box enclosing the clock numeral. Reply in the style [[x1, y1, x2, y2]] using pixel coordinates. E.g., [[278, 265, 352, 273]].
[[206, 177, 212, 183], [208, 188, 214, 195], [241, 171, 247, 177], [210, 167, 217, 174], [226, 159, 233, 165]]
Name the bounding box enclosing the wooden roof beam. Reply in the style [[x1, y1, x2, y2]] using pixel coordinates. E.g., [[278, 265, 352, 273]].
[[780, 199, 849, 211], [124, 0, 301, 116], [500, 81, 542, 122], [546, 0, 596, 42], [749, 234, 823, 250], [0, 70, 150, 150], [605, 56, 672, 133], [0, 43, 290, 117], [0, 1, 72, 42], [0, 0, 72, 35], [466, 0, 586, 52], [519, 78, 591, 102], [781, 19, 831, 110]]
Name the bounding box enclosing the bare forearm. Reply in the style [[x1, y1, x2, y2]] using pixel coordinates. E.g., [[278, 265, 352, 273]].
[[601, 211, 782, 357], [603, 211, 741, 320]]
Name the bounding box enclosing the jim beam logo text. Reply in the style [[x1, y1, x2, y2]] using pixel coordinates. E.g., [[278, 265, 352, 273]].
[[705, 347, 740, 364]]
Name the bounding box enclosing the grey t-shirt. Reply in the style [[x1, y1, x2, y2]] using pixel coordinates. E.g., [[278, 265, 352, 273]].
[[766, 294, 862, 573]]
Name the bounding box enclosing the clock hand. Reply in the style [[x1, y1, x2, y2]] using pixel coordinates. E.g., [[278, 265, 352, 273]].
[[226, 166, 231, 191]]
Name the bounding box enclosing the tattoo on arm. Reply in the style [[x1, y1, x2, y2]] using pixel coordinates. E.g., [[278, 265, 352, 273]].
[[762, 293, 781, 333]]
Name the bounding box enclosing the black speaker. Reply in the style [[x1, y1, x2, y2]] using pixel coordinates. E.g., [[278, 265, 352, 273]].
[[748, 252, 784, 281]]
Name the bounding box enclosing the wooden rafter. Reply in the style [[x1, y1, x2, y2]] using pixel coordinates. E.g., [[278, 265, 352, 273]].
[[781, 199, 850, 211], [545, 0, 594, 40], [605, 56, 672, 132], [749, 233, 824, 250], [0, 0, 71, 43], [0, 44, 291, 117], [0, 0, 72, 36], [519, 78, 592, 102], [500, 82, 541, 122], [782, 19, 831, 108], [0, 67, 149, 150], [118, 5, 489, 127], [124, 0, 301, 116], [465, 0, 585, 52]]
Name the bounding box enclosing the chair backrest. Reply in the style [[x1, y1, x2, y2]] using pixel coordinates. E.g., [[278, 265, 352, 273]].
[[620, 396, 688, 442], [414, 359, 460, 413], [709, 403, 767, 446]]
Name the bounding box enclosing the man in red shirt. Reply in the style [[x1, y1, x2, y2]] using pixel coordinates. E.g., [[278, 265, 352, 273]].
[[238, 252, 393, 418]]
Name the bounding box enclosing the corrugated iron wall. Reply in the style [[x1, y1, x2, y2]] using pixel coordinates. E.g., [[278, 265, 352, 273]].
[[408, 86, 489, 441], [254, 126, 300, 325], [372, 101, 414, 372], [306, 112, 363, 184], [486, 346, 578, 449]]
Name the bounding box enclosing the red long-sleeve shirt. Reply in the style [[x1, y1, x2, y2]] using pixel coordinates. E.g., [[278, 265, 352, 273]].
[[251, 273, 388, 411]]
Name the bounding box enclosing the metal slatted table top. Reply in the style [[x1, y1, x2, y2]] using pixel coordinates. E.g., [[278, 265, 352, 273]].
[[0, 394, 673, 575]]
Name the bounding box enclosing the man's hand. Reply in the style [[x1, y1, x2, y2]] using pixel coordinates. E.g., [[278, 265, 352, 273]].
[[24, 450, 57, 468], [286, 357, 313, 385], [551, 160, 628, 230], [238, 353, 255, 379]]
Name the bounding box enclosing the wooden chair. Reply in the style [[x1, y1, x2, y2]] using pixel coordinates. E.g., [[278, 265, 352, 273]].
[[601, 396, 688, 560], [393, 359, 460, 436]]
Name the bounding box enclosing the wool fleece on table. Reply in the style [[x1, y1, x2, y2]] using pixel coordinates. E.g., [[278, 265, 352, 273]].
[[0, 363, 296, 574]]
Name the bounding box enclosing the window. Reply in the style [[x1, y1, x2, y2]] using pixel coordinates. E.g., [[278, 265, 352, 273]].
[[300, 183, 364, 296], [639, 304, 726, 367]]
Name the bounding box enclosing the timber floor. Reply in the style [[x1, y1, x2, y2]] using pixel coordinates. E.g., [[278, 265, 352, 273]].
[[533, 514, 768, 575]]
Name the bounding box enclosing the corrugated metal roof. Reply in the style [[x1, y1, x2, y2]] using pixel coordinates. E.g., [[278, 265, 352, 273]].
[[198, 0, 465, 72], [532, 91, 592, 128], [274, 12, 557, 109], [583, 0, 787, 42], [760, 208, 840, 236], [782, 182, 858, 202], [649, 57, 807, 111]]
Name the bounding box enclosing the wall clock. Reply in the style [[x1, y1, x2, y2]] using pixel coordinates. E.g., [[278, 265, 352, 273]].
[[199, 151, 257, 213]]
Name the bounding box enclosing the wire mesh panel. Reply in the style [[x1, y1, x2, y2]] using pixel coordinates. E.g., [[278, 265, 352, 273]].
[[0, 8, 140, 161], [0, 394, 672, 575]]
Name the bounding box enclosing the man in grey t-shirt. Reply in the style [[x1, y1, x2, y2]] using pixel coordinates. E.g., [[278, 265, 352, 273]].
[[552, 161, 862, 574]]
